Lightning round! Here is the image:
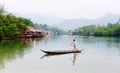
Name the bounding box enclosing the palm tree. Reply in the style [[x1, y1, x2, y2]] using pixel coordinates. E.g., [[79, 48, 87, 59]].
[[0, 4, 6, 14]]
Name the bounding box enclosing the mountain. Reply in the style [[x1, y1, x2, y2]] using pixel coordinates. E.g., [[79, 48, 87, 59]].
[[56, 13, 120, 30], [13, 13, 120, 30], [13, 13, 65, 25]]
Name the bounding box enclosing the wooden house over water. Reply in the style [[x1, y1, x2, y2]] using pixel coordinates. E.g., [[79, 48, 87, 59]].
[[21, 26, 47, 38]]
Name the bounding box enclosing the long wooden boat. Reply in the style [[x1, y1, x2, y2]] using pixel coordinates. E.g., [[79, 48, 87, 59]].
[[41, 49, 81, 54]]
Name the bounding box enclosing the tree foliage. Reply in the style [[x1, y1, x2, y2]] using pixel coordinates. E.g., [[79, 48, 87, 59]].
[[73, 22, 120, 36], [0, 13, 34, 39]]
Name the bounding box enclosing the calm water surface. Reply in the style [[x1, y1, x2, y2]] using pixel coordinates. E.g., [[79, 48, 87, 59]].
[[0, 35, 120, 73]]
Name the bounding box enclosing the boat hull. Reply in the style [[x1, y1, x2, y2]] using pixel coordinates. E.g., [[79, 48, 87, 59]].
[[41, 49, 81, 54]]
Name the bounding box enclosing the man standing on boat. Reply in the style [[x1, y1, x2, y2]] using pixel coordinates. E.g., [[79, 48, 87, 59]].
[[71, 39, 78, 51]]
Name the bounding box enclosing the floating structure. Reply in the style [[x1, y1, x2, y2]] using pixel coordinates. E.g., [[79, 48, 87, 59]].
[[21, 26, 47, 38]]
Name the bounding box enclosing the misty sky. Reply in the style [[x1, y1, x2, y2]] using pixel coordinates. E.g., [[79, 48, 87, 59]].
[[0, 0, 120, 19]]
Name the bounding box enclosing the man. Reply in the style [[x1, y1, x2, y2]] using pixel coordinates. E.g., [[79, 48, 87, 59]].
[[71, 39, 78, 51]]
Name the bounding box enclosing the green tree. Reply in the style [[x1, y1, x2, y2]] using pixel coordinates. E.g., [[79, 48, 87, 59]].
[[0, 27, 3, 39], [7, 24, 19, 37], [0, 13, 34, 39], [73, 21, 120, 37], [24, 18, 34, 26]]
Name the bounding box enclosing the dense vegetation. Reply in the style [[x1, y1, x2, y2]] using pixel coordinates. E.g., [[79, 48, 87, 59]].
[[72, 21, 120, 36], [0, 4, 64, 40], [0, 4, 34, 39], [0, 13, 34, 39]]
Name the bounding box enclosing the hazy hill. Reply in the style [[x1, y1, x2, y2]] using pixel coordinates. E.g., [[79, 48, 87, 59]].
[[56, 13, 120, 30], [13, 13, 64, 25], [13, 13, 120, 30]]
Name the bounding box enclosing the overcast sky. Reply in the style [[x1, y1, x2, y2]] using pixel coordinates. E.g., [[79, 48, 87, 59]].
[[0, 0, 120, 19]]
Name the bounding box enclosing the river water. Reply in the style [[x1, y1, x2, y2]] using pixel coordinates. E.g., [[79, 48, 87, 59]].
[[0, 35, 120, 73]]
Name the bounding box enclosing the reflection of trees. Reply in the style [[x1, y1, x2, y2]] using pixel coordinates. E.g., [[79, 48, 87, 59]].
[[0, 37, 45, 69], [0, 40, 31, 69], [77, 36, 120, 49]]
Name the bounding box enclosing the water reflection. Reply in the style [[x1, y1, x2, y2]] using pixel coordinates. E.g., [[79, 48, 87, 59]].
[[77, 36, 120, 52], [41, 53, 79, 66], [0, 35, 120, 73], [20, 38, 45, 45], [72, 53, 79, 66], [0, 38, 44, 70]]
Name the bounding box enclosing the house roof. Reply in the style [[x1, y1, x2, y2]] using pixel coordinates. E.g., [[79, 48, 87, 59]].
[[27, 26, 46, 33], [27, 26, 36, 32]]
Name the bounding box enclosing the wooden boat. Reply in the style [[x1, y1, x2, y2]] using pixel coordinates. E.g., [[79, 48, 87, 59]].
[[41, 49, 81, 54]]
